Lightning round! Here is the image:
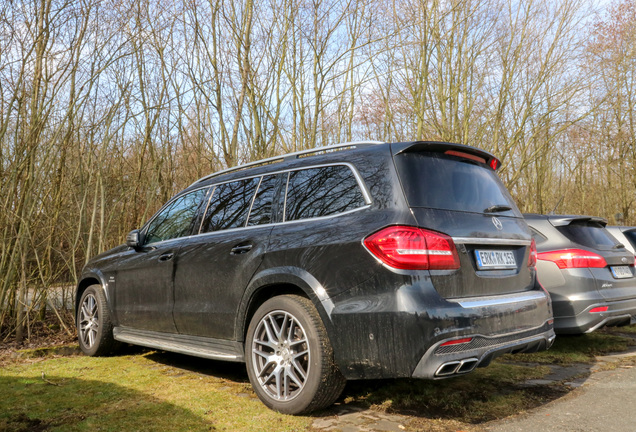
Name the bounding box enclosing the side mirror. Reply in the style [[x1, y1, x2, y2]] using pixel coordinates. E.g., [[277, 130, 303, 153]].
[[126, 229, 143, 248]]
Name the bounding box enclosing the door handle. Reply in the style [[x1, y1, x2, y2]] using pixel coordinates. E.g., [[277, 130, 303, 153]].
[[158, 252, 174, 262], [230, 244, 253, 255]]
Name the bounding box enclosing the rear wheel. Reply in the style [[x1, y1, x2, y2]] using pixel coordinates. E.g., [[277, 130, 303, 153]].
[[77, 285, 119, 356], [245, 295, 346, 414]]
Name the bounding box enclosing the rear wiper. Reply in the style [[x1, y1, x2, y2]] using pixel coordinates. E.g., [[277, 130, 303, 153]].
[[613, 243, 625, 249], [484, 204, 512, 213]]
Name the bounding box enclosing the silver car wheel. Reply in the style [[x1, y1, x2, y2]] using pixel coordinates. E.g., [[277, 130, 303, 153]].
[[79, 293, 99, 348], [251, 310, 310, 401]]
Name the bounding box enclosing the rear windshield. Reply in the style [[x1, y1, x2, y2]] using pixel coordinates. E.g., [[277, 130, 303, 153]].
[[556, 221, 619, 250], [394, 151, 520, 216]]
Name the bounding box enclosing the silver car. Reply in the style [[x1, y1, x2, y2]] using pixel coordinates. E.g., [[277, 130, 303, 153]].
[[525, 214, 636, 334], [606, 226, 636, 255]]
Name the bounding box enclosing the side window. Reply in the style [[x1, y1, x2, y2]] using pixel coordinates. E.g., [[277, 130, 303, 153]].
[[530, 227, 548, 245], [623, 230, 636, 250], [285, 165, 366, 221], [144, 188, 208, 244], [201, 177, 260, 232], [247, 174, 279, 226]]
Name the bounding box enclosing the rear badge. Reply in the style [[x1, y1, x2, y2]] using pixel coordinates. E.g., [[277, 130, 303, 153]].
[[492, 216, 503, 231]]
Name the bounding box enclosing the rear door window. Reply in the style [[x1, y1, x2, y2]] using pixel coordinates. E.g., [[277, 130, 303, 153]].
[[247, 174, 279, 226], [285, 165, 366, 221], [394, 152, 521, 216], [200, 178, 260, 232]]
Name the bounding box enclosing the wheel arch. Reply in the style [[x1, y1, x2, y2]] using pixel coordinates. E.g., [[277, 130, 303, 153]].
[[235, 267, 335, 343], [75, 272, 108, 318]]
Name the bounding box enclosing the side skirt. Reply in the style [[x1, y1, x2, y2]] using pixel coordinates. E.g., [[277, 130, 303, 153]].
[[113, 327, 244, 362]]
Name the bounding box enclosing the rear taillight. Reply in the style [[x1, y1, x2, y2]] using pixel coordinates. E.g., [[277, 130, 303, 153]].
[[528, 238, 537, 268], [536, 249, 607, 269], [363, 226, 460, 270]]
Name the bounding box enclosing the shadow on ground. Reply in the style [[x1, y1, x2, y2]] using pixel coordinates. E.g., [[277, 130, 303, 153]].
[[137, 344, 593, 427], [0, 375, 212, 432], [12, 328, 628, 432], [143, 349, 250, 383]]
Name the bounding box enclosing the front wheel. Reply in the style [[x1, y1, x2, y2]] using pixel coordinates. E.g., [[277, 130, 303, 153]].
[[245, 295, 346, 414], [77, 285, 119, 356]]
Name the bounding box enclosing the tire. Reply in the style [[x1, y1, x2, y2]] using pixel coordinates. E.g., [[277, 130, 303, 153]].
[[245, 295, 346, 414], [77, 285, 119, 356]]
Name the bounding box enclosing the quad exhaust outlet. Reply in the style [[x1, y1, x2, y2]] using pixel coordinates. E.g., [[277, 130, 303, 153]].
[[435, 358, 479, 377]]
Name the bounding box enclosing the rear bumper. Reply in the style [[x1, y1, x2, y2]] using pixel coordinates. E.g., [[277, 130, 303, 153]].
[[412, 325, 554, 378], [327, 276, 555, 380], [553, 297, 636, 334]]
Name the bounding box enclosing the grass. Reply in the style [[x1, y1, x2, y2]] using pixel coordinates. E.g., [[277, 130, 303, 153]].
[[0, 348, 311, 432], [341, 362, 559, 424], [2, 325, 636, 431], [501, 328, 636, 365], [606, 323, 636, 335]]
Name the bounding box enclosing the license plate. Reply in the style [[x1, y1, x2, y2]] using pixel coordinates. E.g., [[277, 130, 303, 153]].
[[611, 266, 633, 279], [475, 250, 517, 270]]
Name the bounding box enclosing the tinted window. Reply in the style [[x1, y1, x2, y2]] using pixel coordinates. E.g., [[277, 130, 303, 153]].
[[247, 175, 279, 226], [285, 165, 366, 221], [145, 188, 208, 244], [624, 230, 636, 250], [556, 222, 618, 250], [201, 178, 259, 232], [394, 152, 521, 216], [530, 228, 548, 245]]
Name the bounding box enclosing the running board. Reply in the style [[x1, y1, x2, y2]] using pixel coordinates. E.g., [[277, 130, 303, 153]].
[[113, 327, 244, 362]]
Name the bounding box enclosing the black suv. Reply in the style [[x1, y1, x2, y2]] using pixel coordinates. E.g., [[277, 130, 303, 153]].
[[76, 141, 554, 414]]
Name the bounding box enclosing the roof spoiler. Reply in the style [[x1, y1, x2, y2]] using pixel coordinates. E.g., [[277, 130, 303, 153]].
[[392, 141, 502, 170], [547, 215, 608, 227]]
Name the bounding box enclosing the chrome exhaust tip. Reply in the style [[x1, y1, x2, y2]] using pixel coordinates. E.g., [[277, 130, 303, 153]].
[[435, 358, 479, 377], [456, 358, 479, 373], [435, 361, 461, 376], [547, 335, 556, 349]]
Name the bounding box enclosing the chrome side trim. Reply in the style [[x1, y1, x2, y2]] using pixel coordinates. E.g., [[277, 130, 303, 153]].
[[197, 162, 372, 211], [142, 162, 372, 247], [143, 204, 372, 247], [452, 237, 531, 246], [449, 291, 548, 308]]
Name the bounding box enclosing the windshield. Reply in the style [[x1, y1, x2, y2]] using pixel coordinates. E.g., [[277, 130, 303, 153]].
[[394, 151, 521, 216]]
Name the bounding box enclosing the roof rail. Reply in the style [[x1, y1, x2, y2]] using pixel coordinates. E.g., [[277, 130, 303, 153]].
[[189, 141, 385, 187]]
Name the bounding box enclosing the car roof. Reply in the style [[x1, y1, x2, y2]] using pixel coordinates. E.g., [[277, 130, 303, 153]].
[[187, 140, 502, 190]]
